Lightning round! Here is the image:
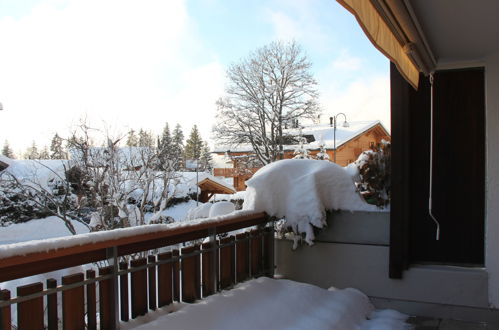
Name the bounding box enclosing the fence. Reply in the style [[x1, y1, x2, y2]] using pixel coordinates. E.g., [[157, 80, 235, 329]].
[[0, 212, 274, 330]]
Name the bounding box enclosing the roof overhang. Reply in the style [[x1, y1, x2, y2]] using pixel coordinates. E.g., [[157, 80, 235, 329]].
[[0, 160, 8, 171], [198, 178, 236, 195]]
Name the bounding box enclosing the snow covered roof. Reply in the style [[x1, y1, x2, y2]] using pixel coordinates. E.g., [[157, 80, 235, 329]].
[[213, 120, 388, 152], [178, 172, 236, 194], [69, 146, 155, 168], [0, 155, 12, 171]]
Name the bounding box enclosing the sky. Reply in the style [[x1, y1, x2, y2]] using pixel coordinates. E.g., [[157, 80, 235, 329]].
[[0, 0, 389, 155]]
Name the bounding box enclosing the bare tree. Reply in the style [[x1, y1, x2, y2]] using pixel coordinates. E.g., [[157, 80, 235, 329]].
[[68, 121, 179, 230], [214, 40, 321, 165]]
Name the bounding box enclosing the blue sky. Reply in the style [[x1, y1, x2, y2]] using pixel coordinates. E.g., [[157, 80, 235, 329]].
[[0, 0, 389, 153]]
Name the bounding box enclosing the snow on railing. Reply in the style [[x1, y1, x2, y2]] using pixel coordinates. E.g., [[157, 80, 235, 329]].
[[0, 211, 274, 330]]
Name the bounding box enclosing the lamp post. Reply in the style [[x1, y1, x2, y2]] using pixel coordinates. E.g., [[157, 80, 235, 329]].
[[330, 113, 349, 163]]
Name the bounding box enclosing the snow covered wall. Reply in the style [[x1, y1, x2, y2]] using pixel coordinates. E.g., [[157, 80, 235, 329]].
[[243, 159, 377, 244]]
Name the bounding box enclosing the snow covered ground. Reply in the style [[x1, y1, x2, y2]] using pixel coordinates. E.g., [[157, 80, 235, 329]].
[[0, 216, 89, 245], [0, 200, 203, 246], [122, 277, 409, 330]]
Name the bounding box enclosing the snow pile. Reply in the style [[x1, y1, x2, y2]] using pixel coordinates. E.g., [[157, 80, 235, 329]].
[[186, 203, 213, 220], [243, 159, 378, 244], [156, 200, 198, 222], [122, 277, 408, 330], [186, 201, 236, 220], [209, 201, 235, 217]]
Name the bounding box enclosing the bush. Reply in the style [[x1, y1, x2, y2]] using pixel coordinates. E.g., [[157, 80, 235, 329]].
[[354, 141, 391, 207]]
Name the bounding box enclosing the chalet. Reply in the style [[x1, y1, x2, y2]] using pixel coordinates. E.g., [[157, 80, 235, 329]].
[[213, 120, 390, 191], [176, 171, 236, 203]]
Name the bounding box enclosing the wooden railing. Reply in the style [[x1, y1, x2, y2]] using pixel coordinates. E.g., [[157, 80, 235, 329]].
[[0, 212, 274, 330], [213, 167, 259, 178]]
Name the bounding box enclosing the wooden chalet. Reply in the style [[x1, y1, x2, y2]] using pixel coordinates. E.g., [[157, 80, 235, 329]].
[[196, 176, 236, 203], [213, 120, 390, 191]]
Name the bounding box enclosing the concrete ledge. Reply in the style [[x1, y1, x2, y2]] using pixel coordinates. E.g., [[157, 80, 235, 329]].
[[276, 239, 489, 310], [317, 211, 390, 245]]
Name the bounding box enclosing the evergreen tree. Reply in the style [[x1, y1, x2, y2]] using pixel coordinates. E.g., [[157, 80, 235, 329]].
[[39, 146, 50, 159], [1, 140, 14, 158], [292, 129, 311, 159], [172, 124, 184, 169], [315, 135, 329, 161], [157, 123, 173, 170], [50, 133, 66, 159], [199, 142, 213, 172], [24, 141, 39, 159], [138, 129, 154, 148], [126, 129, 138, 147], [184, 125, 203, 161]]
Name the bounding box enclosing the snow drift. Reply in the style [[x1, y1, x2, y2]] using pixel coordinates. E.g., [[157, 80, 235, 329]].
[[243, 159, 378, 244], [122, 277, 408, 330]]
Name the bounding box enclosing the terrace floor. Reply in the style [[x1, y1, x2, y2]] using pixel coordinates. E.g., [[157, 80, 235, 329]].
[[407, 316, 498, 329]]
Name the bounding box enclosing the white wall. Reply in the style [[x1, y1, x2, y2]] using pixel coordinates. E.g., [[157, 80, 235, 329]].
[[485, 52, 499, 308]]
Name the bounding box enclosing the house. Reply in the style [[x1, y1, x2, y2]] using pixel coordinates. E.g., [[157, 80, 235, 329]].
[[275, 0, 499, 324], [213, 120, 390, 191], [175, 171, 236, 203], [0, 155, 11, 172]]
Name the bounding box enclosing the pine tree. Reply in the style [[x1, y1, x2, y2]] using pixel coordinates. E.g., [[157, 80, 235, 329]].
[[50, 133, 66, 159], [199, 142, 213, 172], [315, 135, 329, 161], [126, 129, 138, 147], [172, 124, 184, 170], [2, 140, 14, 158], [24, 141, 39, 159], [39, 146, 50, 159], [157, 123, 173, 170], [292, 129, 311, 159], [138, 129, 154, 148], [184, 125, 203, 161]]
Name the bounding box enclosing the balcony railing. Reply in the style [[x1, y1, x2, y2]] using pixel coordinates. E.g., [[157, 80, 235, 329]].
[[213, 167, 259, 178], [0, 211, 274, 330]]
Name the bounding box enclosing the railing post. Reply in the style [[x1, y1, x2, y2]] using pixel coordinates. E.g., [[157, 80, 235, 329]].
[[271, 220, 276, 277], [248, 231, 252, 277], [106, 247, 119, 329], [210, 228, 218, 292], [46, 279, 57, 330], [0, 289, 11, 330]]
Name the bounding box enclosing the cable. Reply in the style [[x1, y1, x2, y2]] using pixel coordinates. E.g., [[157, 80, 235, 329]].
[[428, 73, 440, 240]]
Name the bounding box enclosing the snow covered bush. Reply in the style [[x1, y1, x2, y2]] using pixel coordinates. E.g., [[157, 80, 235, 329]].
[[354, 141, 391, 208], [208, 201, 235, 218], [0, 161, 86, 234], [243, 159, 377, 245]]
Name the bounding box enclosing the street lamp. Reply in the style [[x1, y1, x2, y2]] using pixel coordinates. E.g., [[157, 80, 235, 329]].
[[330, 113, 349, 163]]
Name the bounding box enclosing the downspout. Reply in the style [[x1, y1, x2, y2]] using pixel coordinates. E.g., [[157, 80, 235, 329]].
[[429, 73, 440, 240]]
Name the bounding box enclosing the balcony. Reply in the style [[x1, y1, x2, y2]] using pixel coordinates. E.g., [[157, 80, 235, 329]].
[[0, 212, 274, 330]]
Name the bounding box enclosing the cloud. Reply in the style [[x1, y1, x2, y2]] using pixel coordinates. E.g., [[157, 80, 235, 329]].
[[0, 0, 224, 152], [319, 75, 390, 131], [330, 50, 363, 71], [263, 0, 331, 54]]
